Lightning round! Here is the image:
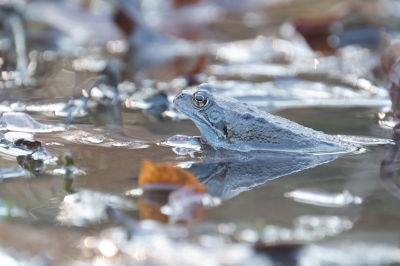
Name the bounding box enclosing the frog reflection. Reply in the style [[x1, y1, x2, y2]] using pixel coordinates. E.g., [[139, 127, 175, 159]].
[[181, 148, 336, 199]]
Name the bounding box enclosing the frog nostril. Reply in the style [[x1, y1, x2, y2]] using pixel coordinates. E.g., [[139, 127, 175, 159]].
[[173, 93, 183, 102]]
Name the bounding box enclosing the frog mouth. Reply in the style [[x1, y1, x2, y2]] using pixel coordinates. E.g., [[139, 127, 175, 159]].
[[191, 113, 227, 140]]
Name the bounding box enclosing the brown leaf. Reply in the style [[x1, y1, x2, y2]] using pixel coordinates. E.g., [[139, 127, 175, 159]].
[[138, 160, 205, 191]]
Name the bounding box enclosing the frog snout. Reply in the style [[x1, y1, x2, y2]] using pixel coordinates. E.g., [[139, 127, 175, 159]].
[[173, 92, 183, 103]]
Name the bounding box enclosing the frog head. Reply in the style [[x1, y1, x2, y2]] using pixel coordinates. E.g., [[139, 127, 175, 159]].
[[173, 84, 227, 147]]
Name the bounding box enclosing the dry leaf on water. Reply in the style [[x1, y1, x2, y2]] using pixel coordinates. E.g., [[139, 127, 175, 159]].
[[139, 159, 206, 192]]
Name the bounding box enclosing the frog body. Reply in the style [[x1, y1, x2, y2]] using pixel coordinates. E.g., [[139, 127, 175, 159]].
[[173, 83, 356, 153]]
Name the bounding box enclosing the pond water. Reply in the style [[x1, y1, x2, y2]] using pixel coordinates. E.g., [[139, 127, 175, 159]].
[[2, 0, 400, 265], [0, 105, 398, 265]]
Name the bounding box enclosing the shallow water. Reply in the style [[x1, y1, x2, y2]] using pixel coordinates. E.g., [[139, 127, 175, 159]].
[[3, 0, 400, 264], [0, 105, 399, 265]]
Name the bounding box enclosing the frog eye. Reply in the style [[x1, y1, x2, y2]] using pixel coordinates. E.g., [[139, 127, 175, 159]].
[[192, 93, 209, 108]]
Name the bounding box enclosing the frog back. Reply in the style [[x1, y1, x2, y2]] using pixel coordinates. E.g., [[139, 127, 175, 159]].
[[219, 100, 350, 153]]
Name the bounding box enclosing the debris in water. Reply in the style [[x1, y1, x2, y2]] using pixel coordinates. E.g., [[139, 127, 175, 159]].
[[16, 154, 45, 173], [160, 135, 204, 151], [58, 190, 136, 226], [62, 129, 149, 149], [261, 215, 353, 245], [284, 188, 363, 207], [125, 91, 171, 121], [82, 60, 123, 127], [0, 168, 32, 179], [95, 208, 274, 266], [300, 239, 400, 265], [0, 133, 56, 165], [0, 112, 65, 133]]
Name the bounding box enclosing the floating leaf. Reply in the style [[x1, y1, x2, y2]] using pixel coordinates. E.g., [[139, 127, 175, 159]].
[[138, 160, 205, 191]]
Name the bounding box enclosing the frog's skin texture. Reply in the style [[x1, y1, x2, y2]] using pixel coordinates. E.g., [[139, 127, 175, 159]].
[[173, 83, 355, 153]]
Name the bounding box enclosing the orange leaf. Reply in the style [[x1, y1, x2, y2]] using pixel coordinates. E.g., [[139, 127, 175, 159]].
[[139, 160, 205, 191]]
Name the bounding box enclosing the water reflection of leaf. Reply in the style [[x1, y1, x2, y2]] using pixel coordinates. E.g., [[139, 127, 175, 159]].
[[137, 160, 207, 223], [137, 193, 169, 223]]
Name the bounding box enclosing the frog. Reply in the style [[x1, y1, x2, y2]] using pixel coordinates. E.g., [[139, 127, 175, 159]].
[[173, 83, 357, 153]]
